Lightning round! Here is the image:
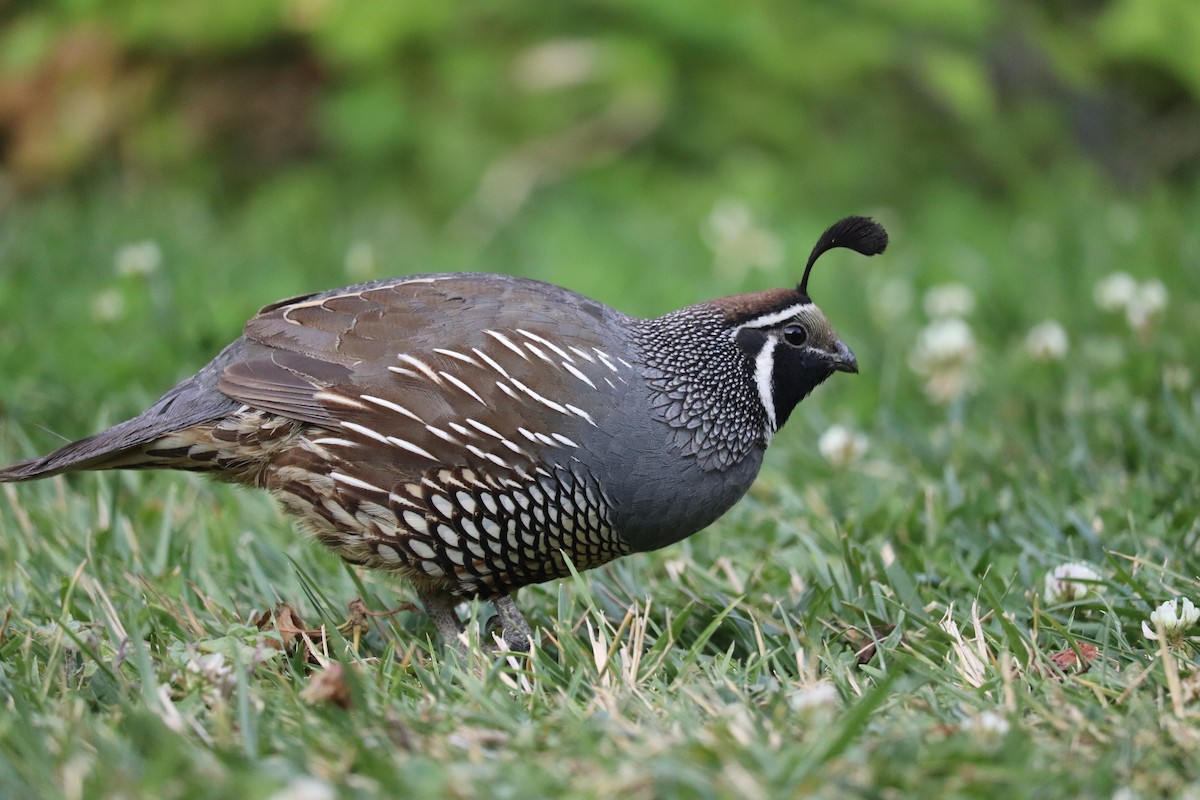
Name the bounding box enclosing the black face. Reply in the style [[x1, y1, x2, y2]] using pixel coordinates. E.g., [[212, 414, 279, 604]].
[[732, 303, 856, 435], [768, 336, 837, 429]]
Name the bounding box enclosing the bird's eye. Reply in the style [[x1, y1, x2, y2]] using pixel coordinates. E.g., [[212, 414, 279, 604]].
[[781, 324, 808, 347]]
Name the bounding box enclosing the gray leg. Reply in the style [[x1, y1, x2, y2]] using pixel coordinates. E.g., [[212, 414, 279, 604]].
[[417, 588, 466, 656], [494, 594, 533, 652]]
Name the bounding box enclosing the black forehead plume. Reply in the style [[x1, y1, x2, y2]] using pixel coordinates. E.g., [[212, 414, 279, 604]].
[[798, 216, 889, 296]]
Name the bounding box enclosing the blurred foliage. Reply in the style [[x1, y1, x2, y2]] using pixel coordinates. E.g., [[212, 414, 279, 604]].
[[1, 0, 1199, 218]]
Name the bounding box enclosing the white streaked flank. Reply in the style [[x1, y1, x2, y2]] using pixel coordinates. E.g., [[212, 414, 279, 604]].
[[465, 418, 504, 440], [330, 472, 387, 494], [341, 420, 390, 444], [568, 346, 595, 362], [485, 330, 530, 361], [360, 394, 424, 422], [433, 347, 481, 366], [389, 492, 421, 510], [424, 425, 459, 444], [522, 342, 555, 365], [510, 377, 569, 415], [309, 437, 357, 447], [518, 329, 573, 361], [396, 354, 443, 383], [500, 439, 528, 456], [386, 435, 439, 462], [564, 403, 597, 426], [473, 348, 512, 379], [439, 371, 487, 406], [314, 391, 369, 410], [593, 349, 620, 372], [466, 444, 510, 469], [561, 361, 597, 389]]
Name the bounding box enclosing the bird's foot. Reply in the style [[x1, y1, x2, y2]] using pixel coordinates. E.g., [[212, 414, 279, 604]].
[[487, 594, 533, 653]]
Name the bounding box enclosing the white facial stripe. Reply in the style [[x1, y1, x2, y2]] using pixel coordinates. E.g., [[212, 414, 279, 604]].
[[754, 338, 778, 437], [734, 303, 810, 332]]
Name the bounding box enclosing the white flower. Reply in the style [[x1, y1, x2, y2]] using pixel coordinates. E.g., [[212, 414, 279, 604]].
[[114, 241, 162, 277], [910, 317, 978, 404], [267, 777, 336, 800], [1142, 597, 1200, 641], [511, 39, 600, 91], [702, 199, 783, 279], [185, 652, 236, 700], [962, 710, 1010, 738], [818, 425, 868, 468], [1043, 562, 1103, 604], [1125, 279, 1167, 334], [1025, 321, 1069, 362], [787, 681, 839, 713], [913, 317, 975, 368], [91, 289, 125, 322], [923, 283, 975, 318], [1093, 272, 1138, 312]]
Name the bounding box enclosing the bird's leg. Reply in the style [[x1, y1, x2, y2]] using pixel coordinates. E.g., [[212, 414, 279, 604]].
[[417, 587, 467, 657], [493, 593, 533, 652]]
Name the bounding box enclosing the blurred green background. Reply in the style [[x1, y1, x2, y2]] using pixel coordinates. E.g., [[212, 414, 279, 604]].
[[0, 0, 1196, 433], [4, 5, 1200, 797]]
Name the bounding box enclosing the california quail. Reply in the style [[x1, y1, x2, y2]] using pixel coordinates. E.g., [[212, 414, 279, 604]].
[[0, 216, 887, 652]]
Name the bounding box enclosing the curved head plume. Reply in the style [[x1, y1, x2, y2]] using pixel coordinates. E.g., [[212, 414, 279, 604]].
[[798, 216, 889, 297]]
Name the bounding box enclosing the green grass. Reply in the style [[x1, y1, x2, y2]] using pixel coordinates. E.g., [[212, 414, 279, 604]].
[[1, 170, 1199, 798]]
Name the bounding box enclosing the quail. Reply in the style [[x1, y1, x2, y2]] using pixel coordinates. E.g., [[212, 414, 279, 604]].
[[0, 216, 887, 652]]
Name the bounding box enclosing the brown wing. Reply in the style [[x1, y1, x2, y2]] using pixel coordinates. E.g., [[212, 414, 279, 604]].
[[217, 273, 638, 479]]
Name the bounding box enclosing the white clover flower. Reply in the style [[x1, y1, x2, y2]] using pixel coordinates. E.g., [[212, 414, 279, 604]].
[[266, 777, 336, 800], [910, 317, 978, 404], [114, 241, 162, 278], [185, 652, 236, 700], [1142, 597, 1200, 641], [1093, 272, 1138, 312], [91, 288, 125, 322], [511, 39, 600, 91], [1125, 279, 1167, 334], [1043, 562, 1104, 604], [702, 199, 783, 279], [818, 424, 868, 468], [962, 710, 1010, 738], [1025, 321, 1069, 363], [344, 241, 378, 280], [787, 681, 839, 713], [923, 283, 976, 318], [913, 317, 975, 367]]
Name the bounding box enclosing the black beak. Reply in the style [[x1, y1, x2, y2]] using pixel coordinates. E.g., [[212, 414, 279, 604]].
[[831, 340, 858, 374]]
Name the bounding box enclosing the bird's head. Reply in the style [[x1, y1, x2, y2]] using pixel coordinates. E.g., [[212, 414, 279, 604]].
[[715, 216, 888, 433]]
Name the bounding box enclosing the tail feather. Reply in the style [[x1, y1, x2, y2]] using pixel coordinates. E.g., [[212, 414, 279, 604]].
[[1, 339, 249, 482]]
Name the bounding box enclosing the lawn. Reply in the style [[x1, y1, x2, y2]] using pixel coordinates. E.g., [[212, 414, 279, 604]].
[[0, 168, 1198, 799]]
